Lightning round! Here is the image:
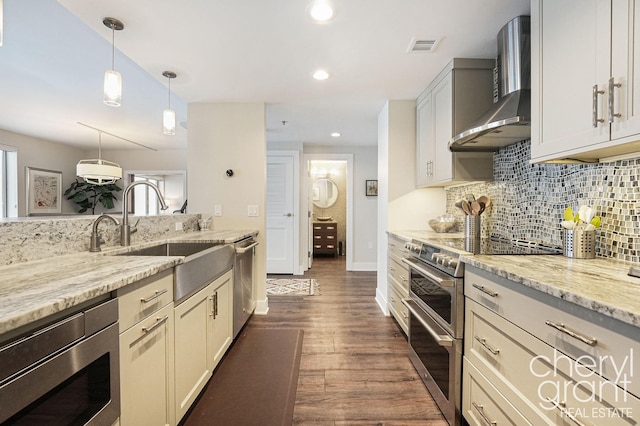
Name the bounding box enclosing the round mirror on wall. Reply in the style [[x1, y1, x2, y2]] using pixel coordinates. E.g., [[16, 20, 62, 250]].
[[312, 178, 339, 208]]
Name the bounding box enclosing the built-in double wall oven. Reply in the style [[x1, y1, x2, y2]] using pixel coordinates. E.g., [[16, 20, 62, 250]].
[[402, 242, 464, 426], [0, 296, 120, 425]]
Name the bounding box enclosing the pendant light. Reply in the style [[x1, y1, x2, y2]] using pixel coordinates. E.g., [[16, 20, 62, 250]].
[[76, 131, 123, 185], [103, 17, 124, 107], [162, 71, 177, 135]]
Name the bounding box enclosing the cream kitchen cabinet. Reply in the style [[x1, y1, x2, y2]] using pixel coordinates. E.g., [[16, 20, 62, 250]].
[[174, 269, 233, 423], [463, 266, 640, 425], [387, 235, 409, 333], [531, 0, 640, 162], [416, 58, 495, 187], [117, 269, 175, 426]]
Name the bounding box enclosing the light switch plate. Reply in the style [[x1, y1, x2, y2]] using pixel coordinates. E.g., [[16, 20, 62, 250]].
[[247, 205, 259, 217], [214, 205, 222, 216], [175, 222, 183, 231]]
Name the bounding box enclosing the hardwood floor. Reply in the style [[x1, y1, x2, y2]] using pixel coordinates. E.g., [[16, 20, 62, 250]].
[[251, 256, 447, 425]]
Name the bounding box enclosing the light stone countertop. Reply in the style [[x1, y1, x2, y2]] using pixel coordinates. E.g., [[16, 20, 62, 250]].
[[0, 229, 258, 336], [388, 230, 640, 328]]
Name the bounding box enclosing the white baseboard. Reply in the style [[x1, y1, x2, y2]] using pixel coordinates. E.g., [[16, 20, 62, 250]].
[[375, 288, 390, 316], [254, 298, 269, 315], [349, 262, 377, 271]]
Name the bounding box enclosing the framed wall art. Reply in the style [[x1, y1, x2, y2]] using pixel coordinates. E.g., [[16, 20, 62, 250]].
[[365, 179, 378, 197], [26, 167, 62, 215]]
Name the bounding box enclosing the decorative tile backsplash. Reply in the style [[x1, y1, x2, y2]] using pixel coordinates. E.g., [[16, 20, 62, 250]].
[[445, 140, 640, 263]]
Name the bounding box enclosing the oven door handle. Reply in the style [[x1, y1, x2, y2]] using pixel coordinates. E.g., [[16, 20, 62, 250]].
[[402, 299, 453, 347], [401, 258, 454, 287]]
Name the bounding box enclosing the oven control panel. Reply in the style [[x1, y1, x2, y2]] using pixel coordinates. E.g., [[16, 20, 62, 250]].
[[404, 242, 461, 276]]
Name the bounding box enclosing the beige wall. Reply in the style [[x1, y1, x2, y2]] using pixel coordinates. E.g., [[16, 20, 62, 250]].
[[187, 103, 268, 313], [0, 128, 87, 216]]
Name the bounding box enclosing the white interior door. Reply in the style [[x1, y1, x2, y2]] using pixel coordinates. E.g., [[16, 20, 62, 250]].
[[266, 155, 295, 274]]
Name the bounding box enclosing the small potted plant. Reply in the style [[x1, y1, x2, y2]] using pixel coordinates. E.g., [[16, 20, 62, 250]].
[[64, 179, 122, 214]]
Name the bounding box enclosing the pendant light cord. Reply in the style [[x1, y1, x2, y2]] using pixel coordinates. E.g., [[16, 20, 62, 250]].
[[168, 76, 171, 109], [110, 23, 115, 71]]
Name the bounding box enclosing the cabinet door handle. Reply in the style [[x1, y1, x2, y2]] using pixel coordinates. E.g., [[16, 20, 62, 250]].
[[472, 283, 498, 297], [399, 275, 407, 282], [471, 402, 497, 426], [609, 77, 622, 123], [544, 398, 586, 426], [214, 292, 218, 319], [545, 321, 597, 346], [389, 265, 395, 271], [592, 84, 605, 127], [474, 336, 500, 355], [142, 315, 169, 333], [140, 289, 168, 303]]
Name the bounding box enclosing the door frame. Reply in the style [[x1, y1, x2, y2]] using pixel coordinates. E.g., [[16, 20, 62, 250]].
[[266, 150, 300, 274], [304, 153, 354, 271]]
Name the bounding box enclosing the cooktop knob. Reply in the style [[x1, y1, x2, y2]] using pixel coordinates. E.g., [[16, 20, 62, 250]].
[[447, 258, 458, 269]]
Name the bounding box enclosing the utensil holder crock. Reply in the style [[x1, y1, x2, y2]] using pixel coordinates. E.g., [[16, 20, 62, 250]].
[[464, 215, 481, 253], [562, 229, 596, 259]]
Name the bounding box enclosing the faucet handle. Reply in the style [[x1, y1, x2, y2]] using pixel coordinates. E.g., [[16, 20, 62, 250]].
[[131, 218, 141, 234]]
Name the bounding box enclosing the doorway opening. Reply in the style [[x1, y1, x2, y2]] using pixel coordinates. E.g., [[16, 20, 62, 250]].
[[305, 154, 353, 272]]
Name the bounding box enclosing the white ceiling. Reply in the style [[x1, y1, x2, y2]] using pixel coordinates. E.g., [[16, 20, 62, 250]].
[[0, 0, 530, 151]]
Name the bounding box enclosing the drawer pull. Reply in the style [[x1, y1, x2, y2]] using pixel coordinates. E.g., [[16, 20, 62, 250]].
[[472, 284, 498, 298], [544, 398, 586, 426], [140, 289, 168, 303], [474, 336, 500, 355], [399, 275, 407, 282], [545, 321, 597, 346], [471, 402, 497, 426], [389, 265, 395, 272], [142, 315, 169, 333]]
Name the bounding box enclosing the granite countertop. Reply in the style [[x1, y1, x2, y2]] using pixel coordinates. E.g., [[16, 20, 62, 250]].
[[388, 229, 640, 328], [0, 229, 258, 336]]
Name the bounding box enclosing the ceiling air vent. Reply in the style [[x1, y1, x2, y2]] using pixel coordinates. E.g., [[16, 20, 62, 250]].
[[407, 37, 440, 53]]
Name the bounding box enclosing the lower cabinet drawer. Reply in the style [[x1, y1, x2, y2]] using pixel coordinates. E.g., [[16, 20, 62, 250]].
[[463, 358, 532, 426], [465, 267, 640, 398], [387, 255, 409, 296], [388, 280, 408, 333], [466, 298, 640, 426], [117, 269, 174, 333]]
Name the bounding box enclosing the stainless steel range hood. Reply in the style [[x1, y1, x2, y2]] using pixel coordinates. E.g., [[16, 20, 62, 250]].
[[449, 15, 531, 152]]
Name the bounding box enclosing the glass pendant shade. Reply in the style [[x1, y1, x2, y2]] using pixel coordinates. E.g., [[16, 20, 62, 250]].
[[103, 69, 122, 107], [163, 109, 176, 135]]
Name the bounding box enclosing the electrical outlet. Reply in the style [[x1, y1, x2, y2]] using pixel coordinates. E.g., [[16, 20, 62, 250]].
[[214, 205, 222, 216], [175, 222, 183, 231], [247, 205, 259, 217]]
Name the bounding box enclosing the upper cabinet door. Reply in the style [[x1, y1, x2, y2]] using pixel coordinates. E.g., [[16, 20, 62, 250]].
[[416, 92, 434, 187], [531, 0, 611, 162], [432, 75, 454, 184], [610, 1, 640, 140]]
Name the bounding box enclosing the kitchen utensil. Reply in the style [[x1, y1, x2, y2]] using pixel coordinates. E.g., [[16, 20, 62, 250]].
[[470, 201, 481, 216], [461, 200, 472, 215], [477, 201, 486, 215], [477, 195, 491, 209], [464, 193, 476, 203]]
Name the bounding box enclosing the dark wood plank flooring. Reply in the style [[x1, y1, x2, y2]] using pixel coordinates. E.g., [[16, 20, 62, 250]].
[[251, 256, 447, 425]]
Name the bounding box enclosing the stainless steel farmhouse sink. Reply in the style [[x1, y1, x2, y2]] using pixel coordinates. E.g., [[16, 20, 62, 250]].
[[117, 241, 234, 304]]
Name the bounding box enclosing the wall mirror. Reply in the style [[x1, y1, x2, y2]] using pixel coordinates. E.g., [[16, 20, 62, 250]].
[[312, 178, 339, 208]]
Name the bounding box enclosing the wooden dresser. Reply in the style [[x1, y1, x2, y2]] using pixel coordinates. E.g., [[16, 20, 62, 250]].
[[312, 221, 338, 256]]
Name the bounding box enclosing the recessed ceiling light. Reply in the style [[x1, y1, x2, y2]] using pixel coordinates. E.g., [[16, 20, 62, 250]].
[[331, 132, 341, 137], [309, 1, 334, 22], [313, 69, 330, 80]]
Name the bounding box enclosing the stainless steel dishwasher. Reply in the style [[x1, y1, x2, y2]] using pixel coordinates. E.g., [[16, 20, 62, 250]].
[[233, 236, 259, 337]]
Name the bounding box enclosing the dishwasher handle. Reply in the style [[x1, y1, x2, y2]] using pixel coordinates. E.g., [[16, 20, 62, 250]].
[[236, 241, 259, 254]]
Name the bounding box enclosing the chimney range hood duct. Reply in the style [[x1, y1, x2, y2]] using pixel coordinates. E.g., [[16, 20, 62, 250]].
[[449, 15, 531, 152]]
